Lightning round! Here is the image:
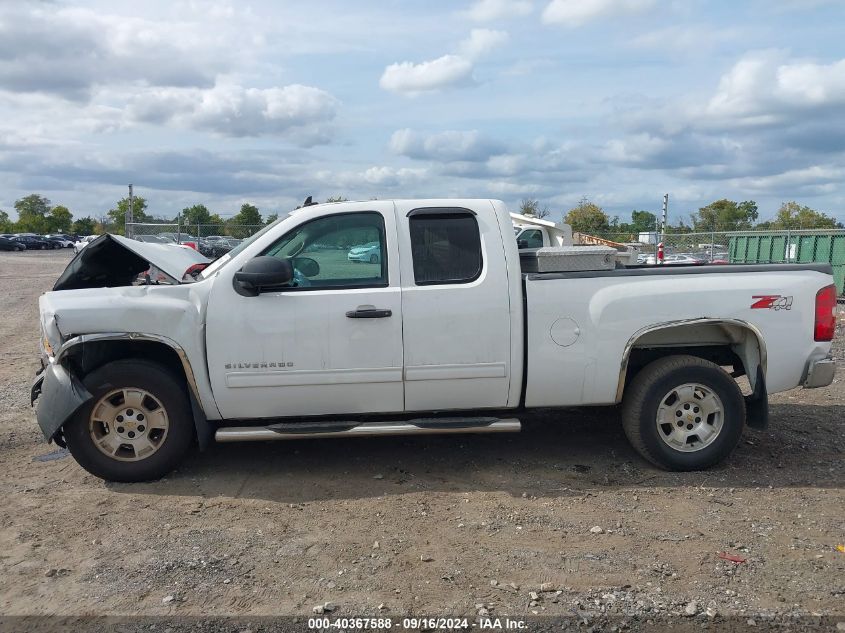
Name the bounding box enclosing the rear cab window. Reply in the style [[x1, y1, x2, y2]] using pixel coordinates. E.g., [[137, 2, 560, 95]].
[[407, 208, 482, 285]]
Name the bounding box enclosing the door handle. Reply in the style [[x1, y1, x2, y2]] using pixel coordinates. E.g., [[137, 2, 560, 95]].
[[346, 308, 392, 318]]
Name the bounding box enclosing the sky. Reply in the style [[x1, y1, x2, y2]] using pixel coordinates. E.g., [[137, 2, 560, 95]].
[[1, 0, 844, 225]]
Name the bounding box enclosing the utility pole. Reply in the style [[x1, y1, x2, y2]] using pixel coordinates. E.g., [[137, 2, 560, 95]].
[[127, 184, 134, 237], [657, 193, 669, 265]]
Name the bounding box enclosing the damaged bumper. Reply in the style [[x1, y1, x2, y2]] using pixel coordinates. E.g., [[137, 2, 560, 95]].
[[803, 356, 836, 389], [31, 363, 93, 443]]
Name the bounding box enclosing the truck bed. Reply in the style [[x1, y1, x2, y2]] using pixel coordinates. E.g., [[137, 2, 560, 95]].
[[521, 261, 834, 409]]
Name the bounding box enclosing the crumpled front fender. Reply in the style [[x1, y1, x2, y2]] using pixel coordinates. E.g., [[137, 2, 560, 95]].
[[32, 363, 93, 443]]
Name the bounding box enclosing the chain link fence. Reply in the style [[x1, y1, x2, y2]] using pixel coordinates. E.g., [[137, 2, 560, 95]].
[[125, 222, 265, 240]]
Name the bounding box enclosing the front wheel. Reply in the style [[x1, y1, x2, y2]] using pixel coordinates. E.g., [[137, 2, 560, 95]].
[[64, 359, 195, 482], [621, 355, 745, 471]]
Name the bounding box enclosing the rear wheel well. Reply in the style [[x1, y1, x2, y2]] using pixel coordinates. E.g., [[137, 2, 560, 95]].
[[619, 321, 766, 400], [625, 345, 743, 391]]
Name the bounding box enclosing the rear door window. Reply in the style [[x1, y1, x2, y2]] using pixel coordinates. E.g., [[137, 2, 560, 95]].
[[408, 209, 482, 285]]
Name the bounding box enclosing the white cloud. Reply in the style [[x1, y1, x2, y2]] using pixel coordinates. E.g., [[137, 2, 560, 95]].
[[0, 4, 245, 100], [703, 51, 845, 125], [390, 129, 508, 161], [542, 0, 656, 27], [380, 55, 474, 95], [129, 84, 339, 140], [362, 166, 429, 187], [379, 29, 507, 95], [727, 165, 845, 192], [629, 25, 741, 53], [466, 0, 533, 21], [459, 29, 510, 60]]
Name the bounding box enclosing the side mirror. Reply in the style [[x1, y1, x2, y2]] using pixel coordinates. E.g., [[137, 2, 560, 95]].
[[517, 239, 528, 249], [293, 256, 320, 277], [234, 256, 293, 296]]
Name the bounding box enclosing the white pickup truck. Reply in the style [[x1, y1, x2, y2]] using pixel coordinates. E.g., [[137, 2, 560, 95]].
[[32, 199, 837, 482]]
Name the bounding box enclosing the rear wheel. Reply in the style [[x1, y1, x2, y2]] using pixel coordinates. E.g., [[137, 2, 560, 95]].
[[64, 359, 195, 482], [621, 355, 745, 471]]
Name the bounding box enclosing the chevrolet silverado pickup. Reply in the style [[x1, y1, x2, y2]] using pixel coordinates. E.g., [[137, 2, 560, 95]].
[[31, 199, 837, 482]]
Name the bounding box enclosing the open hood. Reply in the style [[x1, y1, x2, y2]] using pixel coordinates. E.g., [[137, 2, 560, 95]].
[[53, 234, 209, 291]]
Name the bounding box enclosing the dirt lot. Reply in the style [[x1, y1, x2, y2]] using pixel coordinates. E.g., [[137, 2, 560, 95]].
[[0, 250, 843, 627]]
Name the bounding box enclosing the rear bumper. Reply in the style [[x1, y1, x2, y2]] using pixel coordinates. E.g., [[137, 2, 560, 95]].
[[803, 356, 836, 389]]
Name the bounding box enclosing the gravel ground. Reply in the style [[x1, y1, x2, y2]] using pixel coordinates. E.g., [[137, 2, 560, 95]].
[[0, 250, 843, 630]]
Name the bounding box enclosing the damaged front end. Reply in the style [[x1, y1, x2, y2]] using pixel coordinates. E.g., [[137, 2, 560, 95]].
[[31, 234, 211, 445], [31, 363, 92, 447], [53, 233, 208, 290]]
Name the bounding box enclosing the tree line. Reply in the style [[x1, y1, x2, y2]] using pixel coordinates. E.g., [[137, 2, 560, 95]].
[[518, 197, 844, 236], [0, 194, 292, 238], [3, 192, 841, 239]]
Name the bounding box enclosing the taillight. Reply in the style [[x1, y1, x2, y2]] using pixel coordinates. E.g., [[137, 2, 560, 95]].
[[183, 241, 197, 250], [814, 284, 837, 341]]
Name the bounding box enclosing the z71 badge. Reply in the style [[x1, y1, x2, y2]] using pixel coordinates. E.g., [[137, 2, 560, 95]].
[[751, 295, 793, 311]]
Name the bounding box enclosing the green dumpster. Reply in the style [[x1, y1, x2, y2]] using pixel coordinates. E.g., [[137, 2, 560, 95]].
[[728, 230, 845, 295]]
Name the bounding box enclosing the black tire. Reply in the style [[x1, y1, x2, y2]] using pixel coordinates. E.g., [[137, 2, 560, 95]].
[[64, 359, 195, 482], [621, 355, 745, 471]]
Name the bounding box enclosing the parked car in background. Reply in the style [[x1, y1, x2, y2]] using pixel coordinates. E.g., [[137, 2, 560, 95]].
[[44, 236, 73, 249], [347, 241, 382, 264], [0, 236, 25, 251], [133, 234, 171, 244], [73, 235, 97, 253], [44, 235, 75, 248], [159, 232, 199, 244], [665, 254, 705, 265], [209, 238, 241, 259], [12, 235, 51, 250]]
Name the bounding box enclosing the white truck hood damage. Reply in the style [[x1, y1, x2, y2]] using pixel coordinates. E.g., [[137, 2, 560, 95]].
[[53, 234, 208, 291]]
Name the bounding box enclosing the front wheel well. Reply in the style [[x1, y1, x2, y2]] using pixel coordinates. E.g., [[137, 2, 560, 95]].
[[61, 338, 213, 449], [65, 340, 188, 388]]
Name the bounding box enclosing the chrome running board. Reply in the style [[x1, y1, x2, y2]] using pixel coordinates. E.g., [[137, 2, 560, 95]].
[[215, 417, 521, 442]]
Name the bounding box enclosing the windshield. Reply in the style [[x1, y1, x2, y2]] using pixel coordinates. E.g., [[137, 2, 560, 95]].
[[199, 213, 289, 279]]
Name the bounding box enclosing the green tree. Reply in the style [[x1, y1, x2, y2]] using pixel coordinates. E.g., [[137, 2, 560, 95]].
[[181, 204, 212, 226], [0, 209, 12, 232], [691, 199, 758, 231], [265, 213, 279, 224], [325, 196, 348, 203], [233, 203, 262, 225], [227, 203, 262, 238], [47, 205, 73, 233], [630, 210, 657, 233], [14, 194, 51, 233], [71, 216, 97, 235], [770, 201, 840, 229], [564, 198, 610, 234], [108, 196, 149, 233]]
